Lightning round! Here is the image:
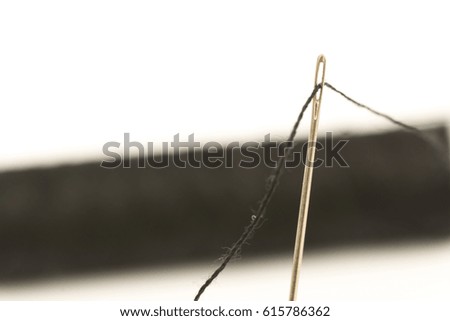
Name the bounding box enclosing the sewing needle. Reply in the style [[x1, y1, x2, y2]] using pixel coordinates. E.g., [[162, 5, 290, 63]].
[[289, 55, 326, 301]]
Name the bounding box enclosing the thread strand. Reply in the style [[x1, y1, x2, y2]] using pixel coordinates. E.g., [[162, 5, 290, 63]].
[[193, 85, 321, 300], [324, 82, 449, 164], [324, 83, 420, 132]]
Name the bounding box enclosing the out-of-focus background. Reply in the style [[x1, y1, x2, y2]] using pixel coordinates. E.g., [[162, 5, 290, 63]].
[[0, 1, 449, 301]]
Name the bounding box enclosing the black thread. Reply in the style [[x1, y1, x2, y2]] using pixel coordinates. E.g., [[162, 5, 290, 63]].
[[324, 83, 420, 132], [325, 82, 449, 164], [194, 82, 449, 301], [193, 85, 321, 301]]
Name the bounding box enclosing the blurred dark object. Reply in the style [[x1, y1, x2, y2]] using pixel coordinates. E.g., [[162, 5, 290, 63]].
[[0, 126, 449, 282]]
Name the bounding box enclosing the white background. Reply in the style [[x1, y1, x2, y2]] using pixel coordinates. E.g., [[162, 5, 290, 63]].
[[1, 0, 449, 170]]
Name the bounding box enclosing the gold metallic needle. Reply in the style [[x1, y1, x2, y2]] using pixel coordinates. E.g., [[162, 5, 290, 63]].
[[289, 55, 326, 301]]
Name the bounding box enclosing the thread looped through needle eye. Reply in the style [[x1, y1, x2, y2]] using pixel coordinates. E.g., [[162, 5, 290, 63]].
[[313, 55, 326, 120]]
